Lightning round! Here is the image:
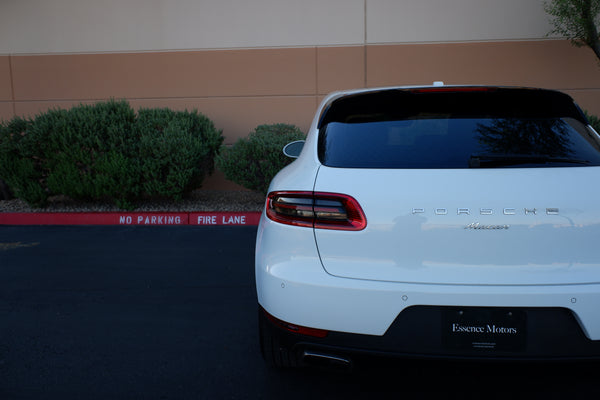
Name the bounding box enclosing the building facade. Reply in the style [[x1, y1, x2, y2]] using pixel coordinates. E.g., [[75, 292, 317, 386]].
[[1, 0, 599, 189]]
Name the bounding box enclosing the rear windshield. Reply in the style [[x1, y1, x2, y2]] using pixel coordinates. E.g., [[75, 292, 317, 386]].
[[318, 88, 600, 168]]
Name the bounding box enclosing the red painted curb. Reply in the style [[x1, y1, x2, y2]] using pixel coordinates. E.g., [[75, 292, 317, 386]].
[[0, 212, 262, 226]]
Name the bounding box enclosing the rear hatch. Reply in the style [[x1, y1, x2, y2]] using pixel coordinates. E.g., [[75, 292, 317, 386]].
[[313, 87, 600, 285]]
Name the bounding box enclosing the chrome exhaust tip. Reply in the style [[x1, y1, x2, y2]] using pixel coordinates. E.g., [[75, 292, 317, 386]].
[[301, 350, 352, 370]]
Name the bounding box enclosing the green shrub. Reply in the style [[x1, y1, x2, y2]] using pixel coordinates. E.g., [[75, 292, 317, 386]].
[[137, 108, 223, 200], [216, 123, 305, 194], [0, 116, 48, 206], [0, 101, 223, 209], [585, 111, 600, 133], [38, 101, 139, 206]]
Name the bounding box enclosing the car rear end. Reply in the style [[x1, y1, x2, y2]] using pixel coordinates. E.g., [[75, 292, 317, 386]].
[[255, 85, 600, 367]]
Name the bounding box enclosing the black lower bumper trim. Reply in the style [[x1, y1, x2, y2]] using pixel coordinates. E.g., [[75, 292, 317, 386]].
[[262, 306, 600, 363]]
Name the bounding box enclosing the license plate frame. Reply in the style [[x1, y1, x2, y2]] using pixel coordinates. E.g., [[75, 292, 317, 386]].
[[442, 307, 527, 352]]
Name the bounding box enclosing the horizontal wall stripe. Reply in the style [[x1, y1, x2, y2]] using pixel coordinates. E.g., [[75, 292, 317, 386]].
[[4, 41, 600, 123], [10, 48, 318, 101], [2, 40, 600, 189], [365, 41, 600, 90]]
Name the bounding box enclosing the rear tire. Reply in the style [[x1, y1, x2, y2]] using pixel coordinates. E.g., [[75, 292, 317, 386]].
[[258, 307, 298, 368]]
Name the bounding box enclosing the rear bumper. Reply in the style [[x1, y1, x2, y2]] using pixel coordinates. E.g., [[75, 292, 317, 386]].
[[256, 248, 600, 340], [260, 305, 600, 362]]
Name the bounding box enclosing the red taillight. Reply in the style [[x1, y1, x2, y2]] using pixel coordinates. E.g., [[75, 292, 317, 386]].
[[266, 191, 366, 231], [264, 310, 328, 338]]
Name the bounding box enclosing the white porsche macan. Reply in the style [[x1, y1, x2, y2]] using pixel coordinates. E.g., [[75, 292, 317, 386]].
[[255, 84, 600, 368]]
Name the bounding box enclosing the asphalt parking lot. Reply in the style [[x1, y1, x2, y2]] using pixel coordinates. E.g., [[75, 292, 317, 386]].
[[1, 225, 598, 399]]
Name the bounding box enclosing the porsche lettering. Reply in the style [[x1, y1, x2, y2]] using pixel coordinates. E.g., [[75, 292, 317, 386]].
[[412, 208, 559, 215]]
